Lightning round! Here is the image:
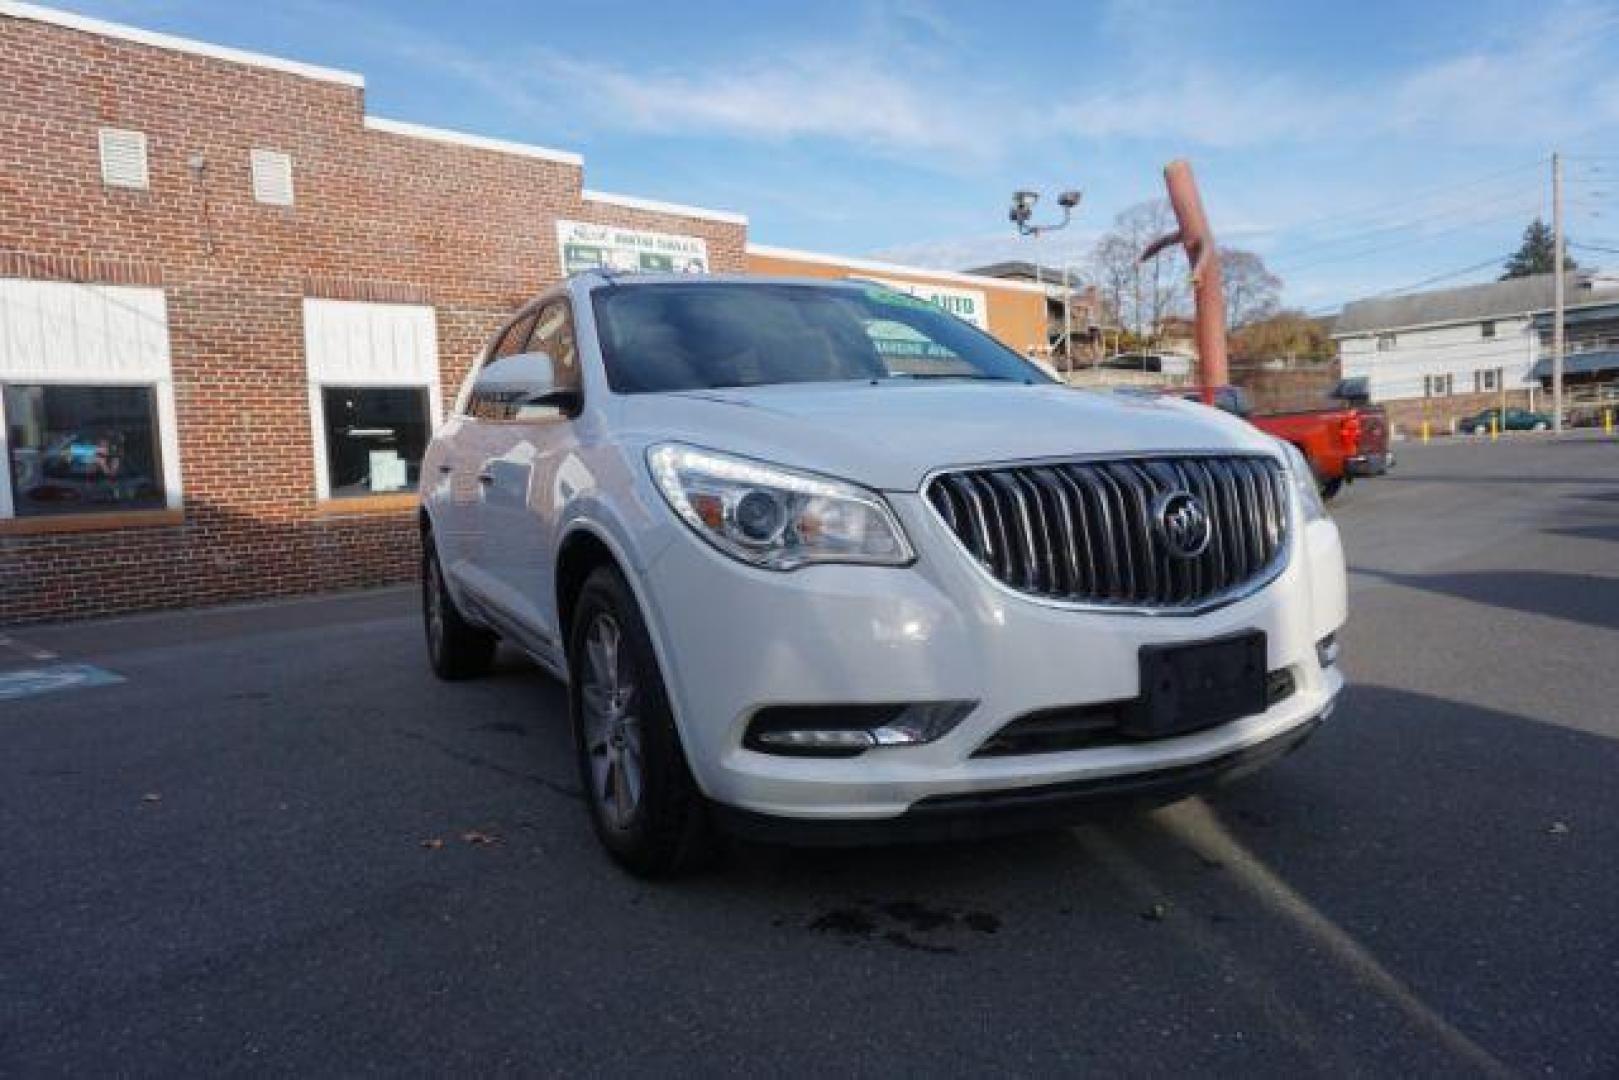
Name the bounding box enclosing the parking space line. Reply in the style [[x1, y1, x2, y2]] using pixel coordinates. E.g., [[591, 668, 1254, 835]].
[[0, 664, 125, 703]]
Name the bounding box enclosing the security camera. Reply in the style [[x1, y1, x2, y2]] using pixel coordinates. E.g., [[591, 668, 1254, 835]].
[[1057, 189, 1082, 209]]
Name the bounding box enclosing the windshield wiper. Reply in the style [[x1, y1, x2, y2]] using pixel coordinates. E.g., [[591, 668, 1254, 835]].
[[884, 372, 1029, 382]]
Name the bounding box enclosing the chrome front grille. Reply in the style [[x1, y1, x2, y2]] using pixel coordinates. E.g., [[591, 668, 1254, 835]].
[[925, 455, 1290, 610]]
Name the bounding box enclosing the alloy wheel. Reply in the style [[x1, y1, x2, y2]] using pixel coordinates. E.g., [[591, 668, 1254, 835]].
[[580, 613, 644, 830]]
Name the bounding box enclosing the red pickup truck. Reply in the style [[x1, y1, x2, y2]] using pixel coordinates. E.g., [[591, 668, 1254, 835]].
[[1173, 386, 1390, 499]]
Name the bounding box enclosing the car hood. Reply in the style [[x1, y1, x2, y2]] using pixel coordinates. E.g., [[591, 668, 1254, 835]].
[[613, 381, 1278, 491]]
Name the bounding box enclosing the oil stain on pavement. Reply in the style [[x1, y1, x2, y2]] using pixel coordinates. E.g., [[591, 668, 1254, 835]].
[[802, 899, 1002, 954]]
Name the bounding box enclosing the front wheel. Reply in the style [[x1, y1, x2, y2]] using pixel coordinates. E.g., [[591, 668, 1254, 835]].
[[1320, 477, 1344, 501], [568, 566, 716, 877]]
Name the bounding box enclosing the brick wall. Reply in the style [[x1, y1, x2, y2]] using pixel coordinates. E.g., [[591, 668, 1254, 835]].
[[0, 13, 747, 623]]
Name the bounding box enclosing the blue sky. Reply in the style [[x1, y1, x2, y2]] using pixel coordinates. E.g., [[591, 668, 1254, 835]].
[[52, 0, 1619, 310]]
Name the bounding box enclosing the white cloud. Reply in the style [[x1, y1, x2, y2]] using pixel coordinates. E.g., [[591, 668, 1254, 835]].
[[536, 49, 1006, 161], [873, 230, 1097, 274]]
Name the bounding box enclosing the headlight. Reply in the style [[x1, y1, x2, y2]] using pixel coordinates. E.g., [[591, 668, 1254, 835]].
[[647, 443, 913, 570], [1276, 440, 1327, 522]]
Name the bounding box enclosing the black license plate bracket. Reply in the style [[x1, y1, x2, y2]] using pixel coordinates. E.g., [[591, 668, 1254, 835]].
[[1123, 630, 1268, 739]]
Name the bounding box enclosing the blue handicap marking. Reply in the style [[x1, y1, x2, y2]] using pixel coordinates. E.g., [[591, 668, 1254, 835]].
[[0, 663, 125, 702]]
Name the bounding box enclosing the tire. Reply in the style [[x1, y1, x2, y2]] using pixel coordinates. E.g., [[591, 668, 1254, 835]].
[[1320, 477, 1344, 501], [1533, 421, 1549, 432], [568, 566, 716, 877], [423, 532, 497, 681]]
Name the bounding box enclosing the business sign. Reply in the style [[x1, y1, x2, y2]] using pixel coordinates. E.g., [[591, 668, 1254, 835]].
[[859, 275, 989, 329], [557, 220, 709, 275]]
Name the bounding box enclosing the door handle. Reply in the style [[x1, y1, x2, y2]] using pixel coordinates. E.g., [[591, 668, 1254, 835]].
[[438, 464, 453, 474], [477, 470, 495, 485]]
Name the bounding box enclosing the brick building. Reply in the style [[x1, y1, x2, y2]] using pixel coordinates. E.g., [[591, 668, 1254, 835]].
[[0, 3, 748, 623]]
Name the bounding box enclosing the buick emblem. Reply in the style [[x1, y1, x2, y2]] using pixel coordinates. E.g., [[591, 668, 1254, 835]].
[[1154, 490, 1212, 559]]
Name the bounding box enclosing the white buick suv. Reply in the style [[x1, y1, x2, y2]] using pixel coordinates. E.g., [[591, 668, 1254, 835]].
[[419, 273, 1346, 875]]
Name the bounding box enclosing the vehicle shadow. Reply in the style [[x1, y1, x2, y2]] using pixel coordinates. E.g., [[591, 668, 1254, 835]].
[[688, 683, 1618, 1073], [1348, 566, 1619, 632]]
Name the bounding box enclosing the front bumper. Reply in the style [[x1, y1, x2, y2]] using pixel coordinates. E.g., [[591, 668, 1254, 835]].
[[714, 713, 1325, 845], [1346, 452, 1391, 477], [637, 491, 1348, 825]]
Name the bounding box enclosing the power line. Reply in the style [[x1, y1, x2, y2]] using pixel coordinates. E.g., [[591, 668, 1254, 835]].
[[1238, 157, 1547, 241], [1272, 204, 1537, 275], [1304, 255, 1511, 315], [1268, 187, 1542, 270]]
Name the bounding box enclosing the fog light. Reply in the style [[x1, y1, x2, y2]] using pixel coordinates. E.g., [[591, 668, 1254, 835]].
[[745, 702, 976, 757], [1316, 633, 1340, 669]]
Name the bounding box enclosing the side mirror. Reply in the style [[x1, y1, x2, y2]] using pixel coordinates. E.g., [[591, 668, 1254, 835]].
[[470, 351, 580, 419]]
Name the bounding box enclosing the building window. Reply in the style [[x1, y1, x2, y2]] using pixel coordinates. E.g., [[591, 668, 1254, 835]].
[[1424, 373, 1454, 397], [302, 299, 441, 501], [1481, 320, 1496, 339], [3, 384, 166, 517], [1474, 368, 1501, 393], [98, 127, 149, 189], [319, 386, 430, 497], [1376, 333, 1398, 351]]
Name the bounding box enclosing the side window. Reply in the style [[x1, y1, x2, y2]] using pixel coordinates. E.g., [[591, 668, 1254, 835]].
[[530, 301, 582, 396], [493, 310, 540, 360], [463, 310, 539, 419]]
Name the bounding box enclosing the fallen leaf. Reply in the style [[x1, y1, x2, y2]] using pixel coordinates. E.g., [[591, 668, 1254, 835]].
[[420, 838, 445, 850], [1141, 902, 1172, 922], [462, 830, 500, 846], [141, 793, 161, 804], [1548, 821, 1570, 835]]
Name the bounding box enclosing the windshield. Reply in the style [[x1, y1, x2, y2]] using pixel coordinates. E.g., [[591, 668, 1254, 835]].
[[591, 281, 1054, 394]]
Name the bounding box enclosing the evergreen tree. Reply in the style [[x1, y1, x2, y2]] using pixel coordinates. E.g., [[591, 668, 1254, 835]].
[[1500, 218, 1576, 279]]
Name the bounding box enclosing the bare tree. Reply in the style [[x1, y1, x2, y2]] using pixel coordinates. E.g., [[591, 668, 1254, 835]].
[[1086, 199, 1189, 344], [1219, 248, 1283, 330]]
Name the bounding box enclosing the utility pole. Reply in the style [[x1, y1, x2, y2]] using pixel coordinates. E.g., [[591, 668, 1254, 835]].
[[1008, 188, 1081, 363], [1553, 151, 1565, 433]]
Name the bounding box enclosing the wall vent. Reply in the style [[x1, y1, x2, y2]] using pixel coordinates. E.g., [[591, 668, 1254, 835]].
[[98, 128, 149, 189], [250, 149, 294, 206]]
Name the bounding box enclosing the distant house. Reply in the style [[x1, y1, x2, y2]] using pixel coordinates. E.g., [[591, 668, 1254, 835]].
[[1332, 271, 1619, 428]]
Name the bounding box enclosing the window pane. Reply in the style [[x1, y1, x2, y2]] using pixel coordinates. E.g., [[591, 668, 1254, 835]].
[[321, 386, 430, 497], [4, 384, 165, 516]]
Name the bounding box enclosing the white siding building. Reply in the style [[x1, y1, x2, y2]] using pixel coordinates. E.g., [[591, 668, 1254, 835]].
[[1333, 271, 1619, 406]]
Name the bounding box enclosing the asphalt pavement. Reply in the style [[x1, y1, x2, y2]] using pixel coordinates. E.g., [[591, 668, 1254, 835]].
[[3, 433, 1616, 1076]]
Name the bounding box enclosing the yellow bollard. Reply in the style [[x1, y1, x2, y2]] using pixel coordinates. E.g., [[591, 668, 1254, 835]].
[[1606, 408, 1614, 436], [1421, 420, 1431, 444], [1490, 414, 1499, 441]]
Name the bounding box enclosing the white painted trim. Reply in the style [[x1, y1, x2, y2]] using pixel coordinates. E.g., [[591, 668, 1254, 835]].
[[581, 189, 746, 226], [0, 1, 364, 87], [363, 117, 583, 167], [745, 243, 1050, 295]]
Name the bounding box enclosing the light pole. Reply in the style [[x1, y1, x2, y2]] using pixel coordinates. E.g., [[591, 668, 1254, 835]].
[[1009, 188, 1082, 360]]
